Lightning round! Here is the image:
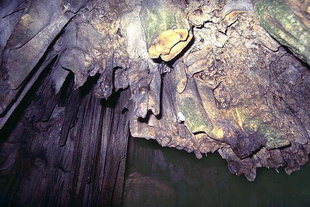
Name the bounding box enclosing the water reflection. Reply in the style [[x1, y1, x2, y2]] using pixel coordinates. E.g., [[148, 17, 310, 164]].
[[123, 137, 310, 207]]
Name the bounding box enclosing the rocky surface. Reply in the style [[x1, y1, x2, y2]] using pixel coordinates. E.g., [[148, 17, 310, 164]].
[[0, 0, 309, 195], [124, 137, 310, 206]]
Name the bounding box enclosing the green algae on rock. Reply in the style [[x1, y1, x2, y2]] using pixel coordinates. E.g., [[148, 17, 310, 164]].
[[140, 0, 193, 61], [237, 109, 291, 150], [254, 0, 310, 65], [177, 78, 213, 134]]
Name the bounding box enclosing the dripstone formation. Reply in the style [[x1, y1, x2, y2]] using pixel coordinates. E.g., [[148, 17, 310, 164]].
[[0, 0, 309, 205]]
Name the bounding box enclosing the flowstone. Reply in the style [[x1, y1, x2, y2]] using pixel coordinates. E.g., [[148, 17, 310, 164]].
[[0, 0, 309, 181]]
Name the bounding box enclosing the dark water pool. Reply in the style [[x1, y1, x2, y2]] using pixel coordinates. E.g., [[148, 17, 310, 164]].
[[123, 138, 310, 207]]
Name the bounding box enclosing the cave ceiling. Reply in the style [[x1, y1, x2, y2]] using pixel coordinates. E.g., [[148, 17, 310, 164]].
[[0, 0, 310, 181]]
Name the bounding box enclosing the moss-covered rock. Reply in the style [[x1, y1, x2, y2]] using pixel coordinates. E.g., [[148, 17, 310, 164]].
[[140, 0, 192, 61], [255, 0, 310, 65]]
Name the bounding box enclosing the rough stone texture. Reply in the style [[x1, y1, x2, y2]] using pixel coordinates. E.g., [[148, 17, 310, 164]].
[[130, 0, 310, 181], [0, 3, 310, 205], [124, 137, 310, 207], [0, 68, 130, 206], [255, 0, 310, 65]]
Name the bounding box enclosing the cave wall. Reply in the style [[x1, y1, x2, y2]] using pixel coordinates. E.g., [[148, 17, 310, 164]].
[[0, 1, 310, 205], [0, 67, 130, 206]]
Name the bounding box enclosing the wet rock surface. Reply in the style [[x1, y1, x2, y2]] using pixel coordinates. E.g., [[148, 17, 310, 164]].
[[0, 0, 309, 197], [124, 137, 310, 207]]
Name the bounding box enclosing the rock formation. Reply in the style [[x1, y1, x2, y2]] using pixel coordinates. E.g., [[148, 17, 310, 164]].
[[0, 0, 309, 205]]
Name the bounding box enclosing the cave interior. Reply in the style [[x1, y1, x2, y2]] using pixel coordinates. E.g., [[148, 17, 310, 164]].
[[0, 0, 310, 206]]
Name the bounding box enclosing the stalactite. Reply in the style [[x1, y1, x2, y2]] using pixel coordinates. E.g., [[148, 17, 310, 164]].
[[0, 2, 310, 206]]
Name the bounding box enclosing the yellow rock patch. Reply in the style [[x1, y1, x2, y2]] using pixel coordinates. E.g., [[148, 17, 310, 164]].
[[20, 14, 33, 27], [211, 127, 225, 139], [148, 29, 193, 61]]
